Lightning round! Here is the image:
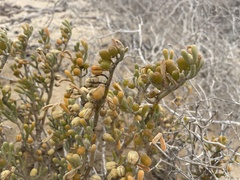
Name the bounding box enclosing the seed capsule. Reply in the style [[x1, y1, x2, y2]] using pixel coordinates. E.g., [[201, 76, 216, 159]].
[[160, 135, 167, 151], [112, 96, 119, 106], [132, 103, 139, 111], [112, 82, 123, 91], [117, 91, 124, 102], [91, 175, 102, 180], [106, 161, 117, 170], [108, 46, 118, 57], [77, 146, 86, 155], [72, 154, 82, 165], [76, 51, 83, 58], [79, 118, 87, 128], [100, 107, 107, 117], [76, 58, 83, 66], [134, 134, 143, 146], [71, 104, 80, 112], [127, 151, 139, 165], [100, 60, 111, 70], [89, 84, 105, 101], [117, 165, 125, 177], [92, 65, 103, 75], [64, 70, 74, 82], [52, 110, 63, 120], [140, 154, 152, 167], [71, 117, 81, 126], [72, 68, 81, 76], [84, 108, 94, 120], [137, 170, 144, 180], [107, 168, 118, 180], [27, 137, 33, 144], [103, 116, 113, 125], [99, 49, 111, 60], [16, 134, 22, 142]]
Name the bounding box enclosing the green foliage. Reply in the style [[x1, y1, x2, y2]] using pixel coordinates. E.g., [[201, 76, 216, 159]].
[[0, 20, 234, 180]]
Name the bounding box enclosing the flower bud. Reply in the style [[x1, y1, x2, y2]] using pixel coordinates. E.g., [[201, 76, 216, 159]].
[[148, 71, 163, 84], [30, 168, 38, 177], [191, 45, 198, 63], [162, 48, 168, 60], [177, 57, 189, 71], [172, 69, 179, 81], [169, 49, 174, 59], [181, 49, 192, 65], [47, 148, 55, 156], [81, 40, 88, 50], [165, 60, 177, 74], [103, 133, 115, 143]]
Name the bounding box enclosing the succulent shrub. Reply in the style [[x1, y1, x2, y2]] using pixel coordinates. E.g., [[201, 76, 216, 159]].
[[0, 20, 235, 180]]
